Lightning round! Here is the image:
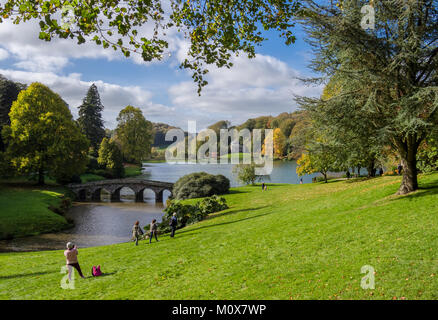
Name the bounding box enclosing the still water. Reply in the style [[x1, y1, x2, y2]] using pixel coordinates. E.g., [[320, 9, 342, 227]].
[[0, 161, 319, 252], [139, 160, 317, 186]]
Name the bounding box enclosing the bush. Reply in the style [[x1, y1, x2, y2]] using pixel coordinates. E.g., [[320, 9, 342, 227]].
[[86, 155, 102, 172], [172, 172, 230, 200], [146, 195, 229, 234], [56, 174, 82, 185], [197, 195, 228, 215]]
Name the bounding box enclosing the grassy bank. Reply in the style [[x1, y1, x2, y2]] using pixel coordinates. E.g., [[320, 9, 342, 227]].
[[1, 173, 438, 299], [124, 165, 143, 177], [79, 164, 143, 183], [0, 184, 71, 240]]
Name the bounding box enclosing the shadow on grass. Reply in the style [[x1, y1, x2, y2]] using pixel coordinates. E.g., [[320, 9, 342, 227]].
[[0, 270, 53, 280], [175, 206, 273, 237], [206, 205, 269, 220], [228, 189, 250, 195], [388, 179, 438, 202], [93, 271, 117, 278]]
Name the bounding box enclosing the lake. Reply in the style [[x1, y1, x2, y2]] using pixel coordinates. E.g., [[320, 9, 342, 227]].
[[0, 160, 320, 252], [139, 160, 319, 186]]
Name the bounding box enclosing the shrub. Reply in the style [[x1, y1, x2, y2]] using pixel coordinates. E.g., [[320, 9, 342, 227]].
[[198, 195, 228, 215], [147, 195, 229, 234], [172, 172, 230, 200], [86, 155, 102, 172]]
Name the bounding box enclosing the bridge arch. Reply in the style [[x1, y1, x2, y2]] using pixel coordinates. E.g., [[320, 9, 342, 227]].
[[77, 189, 87, 201], [68, 179, 174, 203], [90, 187, 112, 202]]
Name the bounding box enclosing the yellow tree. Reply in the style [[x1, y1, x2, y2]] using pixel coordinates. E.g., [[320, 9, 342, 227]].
[[3, 83, 89, 184], [273, 128, 286, 158]]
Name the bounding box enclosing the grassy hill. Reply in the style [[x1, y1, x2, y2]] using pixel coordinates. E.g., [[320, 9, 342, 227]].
[[1, 173, 438, 299], [0, 184, 71, 240]]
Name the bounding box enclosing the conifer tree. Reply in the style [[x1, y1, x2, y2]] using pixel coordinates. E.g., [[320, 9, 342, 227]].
[[0, 75, 26, 151], [77, 84, 106, 155], [297, 0, 438, 194]]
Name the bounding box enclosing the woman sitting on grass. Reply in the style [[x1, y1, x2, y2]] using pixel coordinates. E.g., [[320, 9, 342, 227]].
[[149, 219, 159, 243], [64, 242, 85, 280]]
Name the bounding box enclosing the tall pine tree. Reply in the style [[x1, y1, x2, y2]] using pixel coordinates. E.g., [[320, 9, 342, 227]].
[[77, 84, 106, 155], [0, 75, 26, 151], [297, 0, 438, 195]]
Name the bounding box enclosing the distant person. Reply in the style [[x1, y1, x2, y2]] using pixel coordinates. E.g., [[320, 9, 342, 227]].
[[346, 170, 351, 179], [397, 164, 403, 175], [64, 242, 85, 280], [379, 168, 384, 176], [132, 221, 143, 246], [264, 184, 268, 191], [261, 183, 265, 190], [299, 178, 303, 184], [149, 219, 159, 243], [170, 213, 178, 238]]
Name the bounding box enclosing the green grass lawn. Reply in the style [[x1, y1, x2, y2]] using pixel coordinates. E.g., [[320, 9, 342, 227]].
[[1, 173, 438, 299], [80, 165, 143, 183], [0, 184, 71, 240], [79, 173, 106, 183], [124, 165, 143, 177]]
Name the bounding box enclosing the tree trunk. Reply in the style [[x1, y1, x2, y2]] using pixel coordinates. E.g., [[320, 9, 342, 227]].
[[37, 167, 45, 185], [321, 171, 328, 183], [367, 159, 375, 178], [396, 137, 419, 195]]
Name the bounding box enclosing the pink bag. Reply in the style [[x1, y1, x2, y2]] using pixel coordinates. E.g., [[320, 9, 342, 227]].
[[92, 265, 102, 277]]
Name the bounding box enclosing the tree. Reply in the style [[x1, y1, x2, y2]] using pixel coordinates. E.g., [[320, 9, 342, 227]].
[[173, 172, 230, 200], [77, 84, 106, 155], [98, 137, 125, 178], [296, 148, 334, 183], [0, 75, 26, 151], [115, 106, 153, 164], [296, 0, 438, 194], [0, 0, 300, 93], [2, 82, 89, 184], [299, 76, 384, 178], [273, 127, 286, 158], [233, 163, 262, 185], [279, 118, 296, 138]]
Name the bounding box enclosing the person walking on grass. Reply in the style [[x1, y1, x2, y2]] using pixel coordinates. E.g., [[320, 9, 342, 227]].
[[170, 212, 178, 238], [132, 221, 143, 246], [261, 182, 265, 190], [397, 164, 403, 175], [149, 219, 159, 243], [64, 242, 85, 280]]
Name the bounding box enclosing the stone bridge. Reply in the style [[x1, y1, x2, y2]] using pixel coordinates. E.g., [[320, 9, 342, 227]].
[[68, 178, 174, 203]]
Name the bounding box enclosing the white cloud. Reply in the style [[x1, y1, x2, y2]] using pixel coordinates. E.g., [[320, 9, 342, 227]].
[[0, 69, 174, 128], [168, 53, 322, 128], [0, 16, 320, 130], [0, 48, 8, 60], [0, 17, 185, 72], [0, 20, 123, 73]]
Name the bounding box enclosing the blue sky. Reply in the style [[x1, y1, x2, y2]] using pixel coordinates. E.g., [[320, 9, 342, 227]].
[[0, 19, 321, 130]]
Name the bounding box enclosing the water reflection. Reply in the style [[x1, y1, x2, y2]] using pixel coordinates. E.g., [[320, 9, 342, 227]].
[[0, 197, 167, 252]]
